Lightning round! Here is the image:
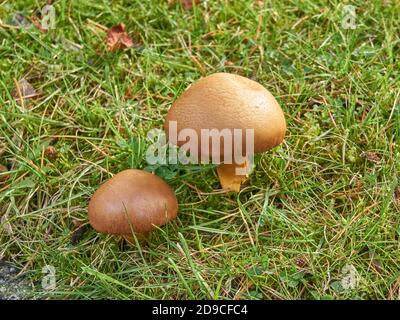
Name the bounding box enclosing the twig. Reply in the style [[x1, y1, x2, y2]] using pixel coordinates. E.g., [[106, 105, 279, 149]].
[[13, 78, 25, 110]]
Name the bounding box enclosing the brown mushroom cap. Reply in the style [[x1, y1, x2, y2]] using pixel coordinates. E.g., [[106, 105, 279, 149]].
[[164, 72, 286, 161], [88, 169, 178, 237]]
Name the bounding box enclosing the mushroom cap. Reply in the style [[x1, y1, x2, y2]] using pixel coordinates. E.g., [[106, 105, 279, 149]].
[[165, 73, 286, 160], [88, 169, 178, 237]]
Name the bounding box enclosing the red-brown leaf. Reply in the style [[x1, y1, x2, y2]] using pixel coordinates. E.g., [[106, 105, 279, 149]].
[[106, 23, 133, 52], [31, 15, 47, 33]]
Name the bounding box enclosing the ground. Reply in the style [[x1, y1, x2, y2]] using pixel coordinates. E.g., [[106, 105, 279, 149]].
[[0, 0, 399, 300]]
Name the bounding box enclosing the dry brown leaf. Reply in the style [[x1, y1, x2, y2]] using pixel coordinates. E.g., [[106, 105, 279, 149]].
[[181, 0, 201, 10], [30, 15, 47, 33], [388, 277, 400, 300], [360, 151, 380, 163], [0, 143, 6, 157], [307, 97, 325, 106], [44, 225, 53, 242], [11, 78, 37, 102], [368, 250, 384, 274], [71, 221, 87, 246], [0, 215, 13, 235], [106, 23, 133, 52], [0, 164, 9, 184]]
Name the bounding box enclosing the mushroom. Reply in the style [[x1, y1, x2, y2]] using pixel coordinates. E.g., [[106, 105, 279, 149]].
[[164, 72, 286, 191], [88, 169, 178, 241]]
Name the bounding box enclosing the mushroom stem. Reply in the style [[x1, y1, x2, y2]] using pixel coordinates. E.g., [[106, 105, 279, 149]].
[[216, 158, 251, 192]]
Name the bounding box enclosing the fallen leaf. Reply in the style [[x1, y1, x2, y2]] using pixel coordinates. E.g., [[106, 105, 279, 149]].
[[71, 225, 87, 246], [11, 78, 38, 102], [11, 12, 31, 28], [360, 151, 380, 163], [368, 250, 383, 274], [307, 97, 325, 106], [181, 0, 201, 10], [71, 219, 87, 245], [0, 144, 5, 157], [106, 23, 133, 52], [44, 225, 53, 242], [388, 277, 400, 300], [0, 164, 9, 183], [30, 15, 47, 33], [0, 215, 13, 235], [124, 87, 140, 100]]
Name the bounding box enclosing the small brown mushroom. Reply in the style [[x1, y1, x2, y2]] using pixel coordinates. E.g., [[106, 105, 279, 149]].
[[88, 169, 178, 241], [165, 72, 286, 191]]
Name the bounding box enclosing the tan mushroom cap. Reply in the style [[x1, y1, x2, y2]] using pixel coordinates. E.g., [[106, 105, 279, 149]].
[[165, 72, 286, 161], [88, 169, 178, 237]]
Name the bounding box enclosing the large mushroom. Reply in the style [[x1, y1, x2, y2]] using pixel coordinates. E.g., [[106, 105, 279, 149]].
[[88, 169, 178, 241], [164, 72, 286, 191]]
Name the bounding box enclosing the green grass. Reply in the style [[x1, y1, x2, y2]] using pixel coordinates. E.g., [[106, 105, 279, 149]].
[[0, 0, 399, 300]]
